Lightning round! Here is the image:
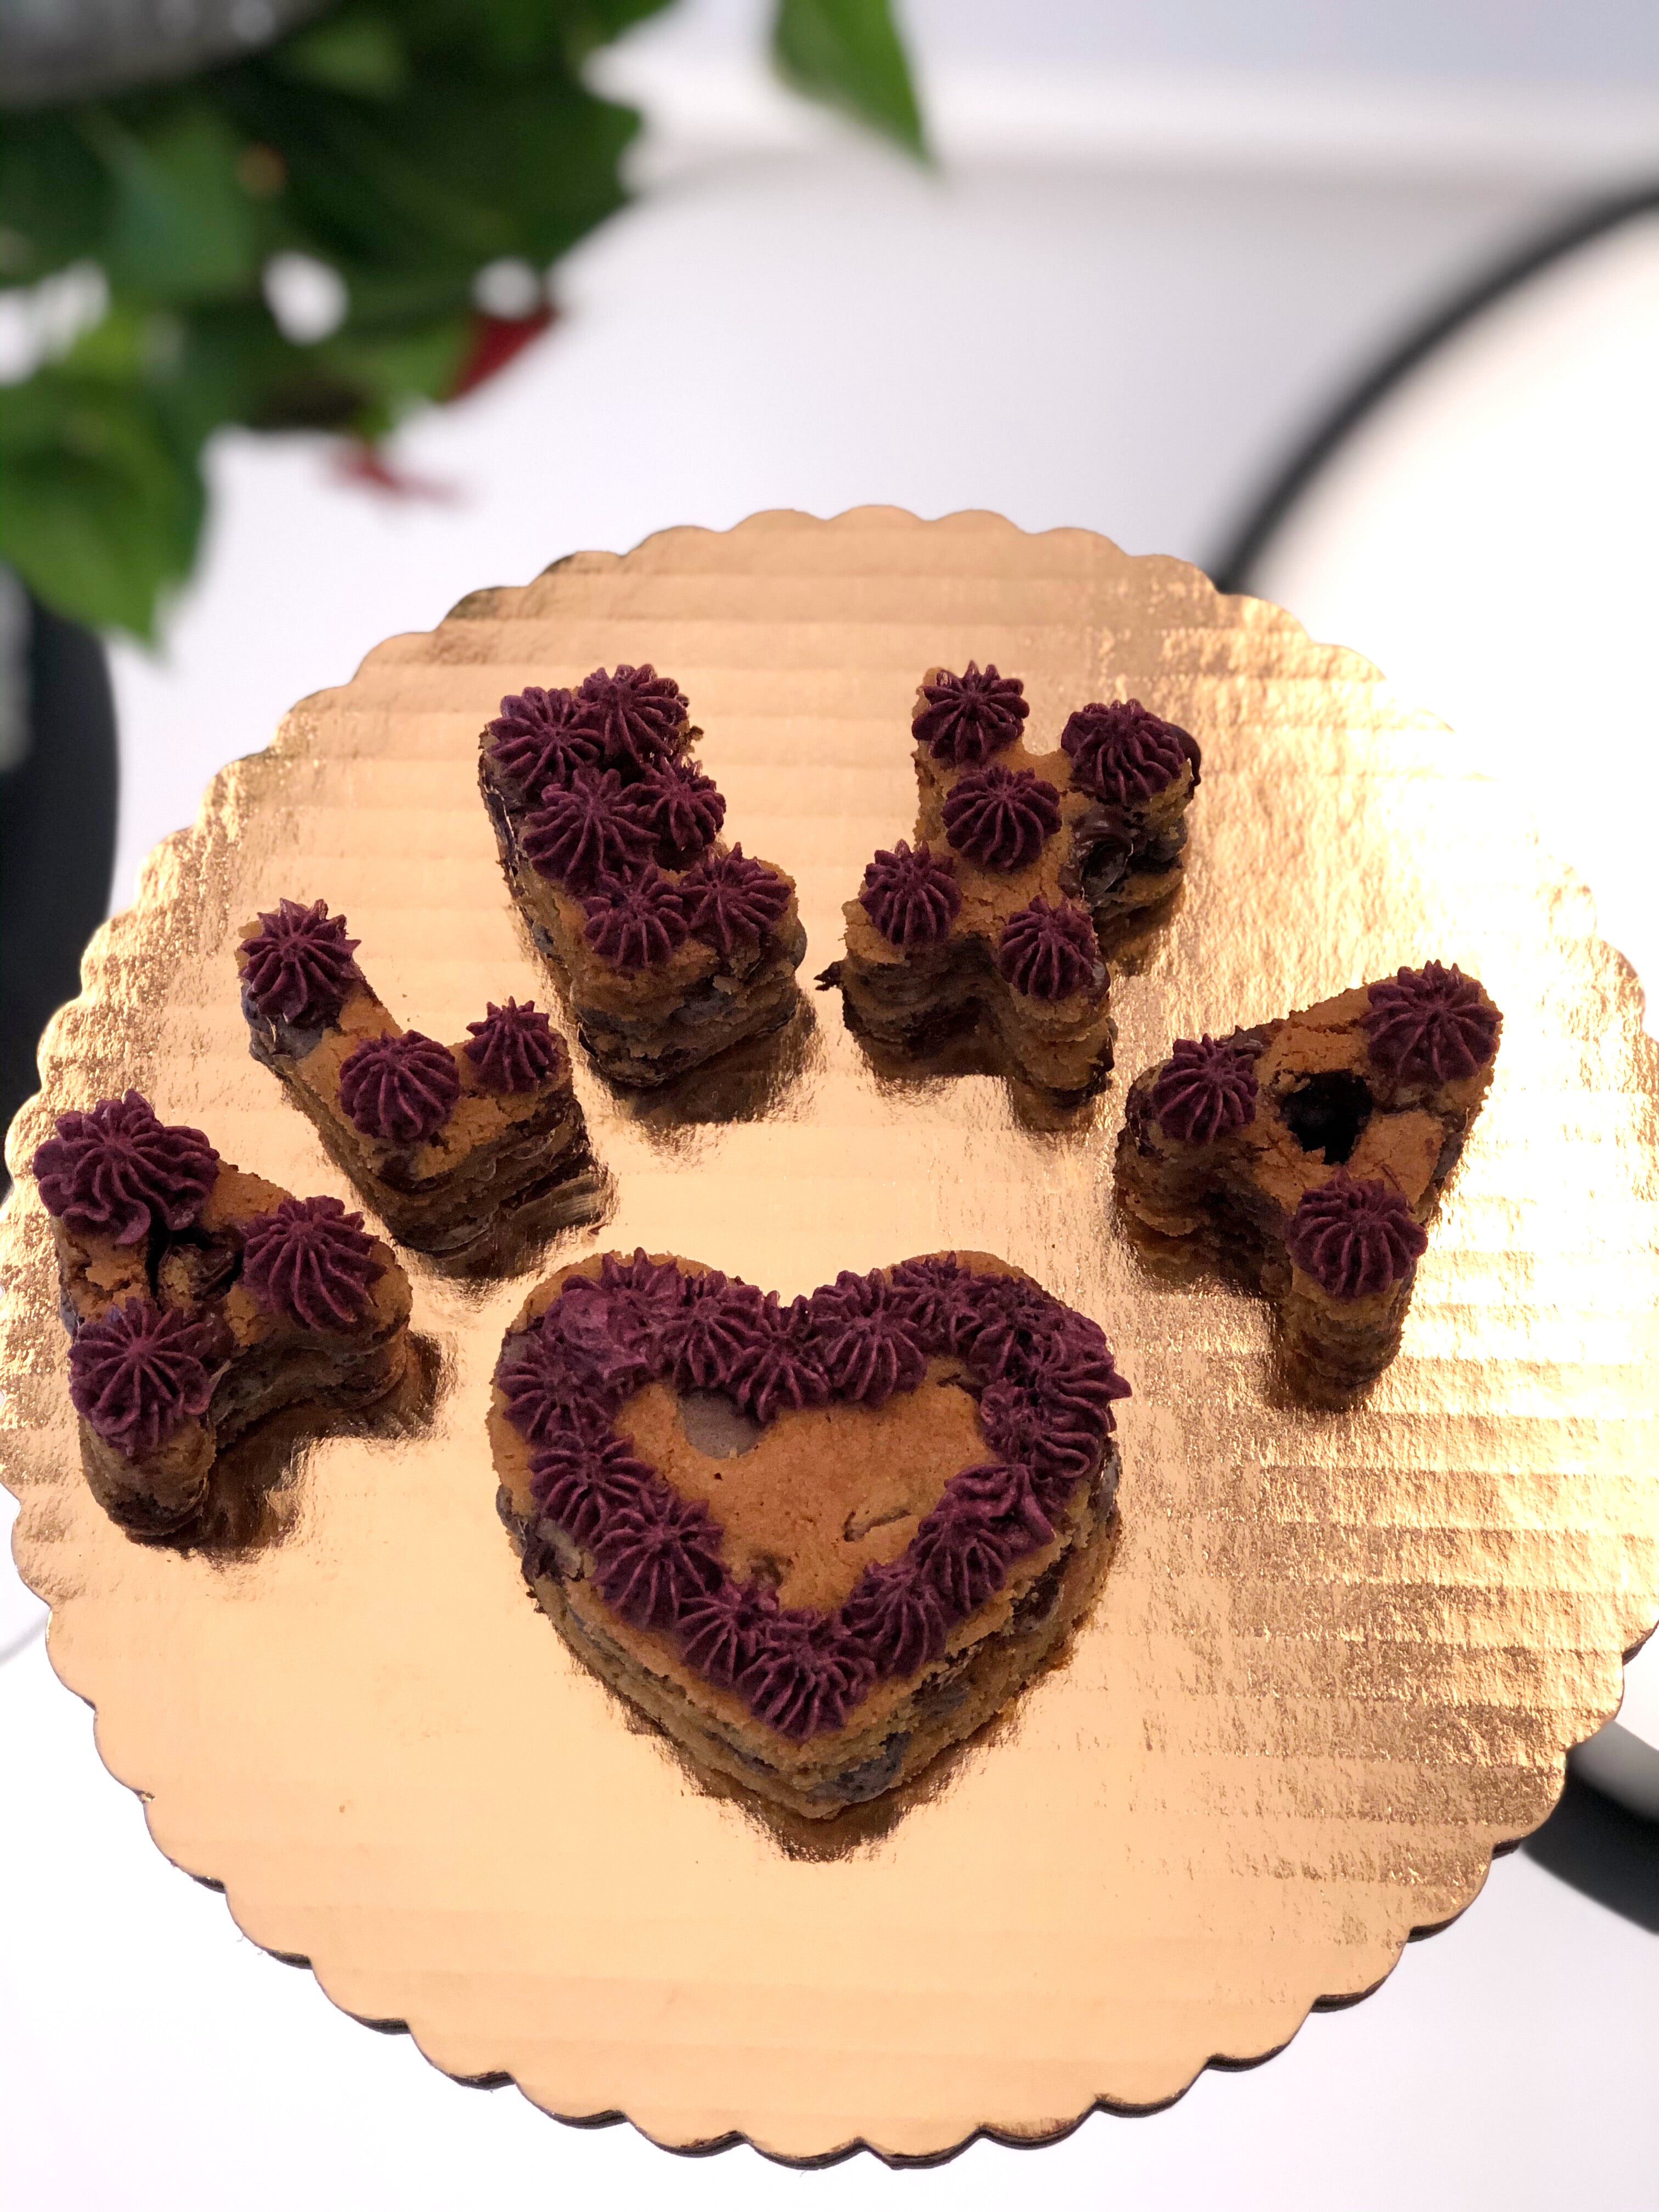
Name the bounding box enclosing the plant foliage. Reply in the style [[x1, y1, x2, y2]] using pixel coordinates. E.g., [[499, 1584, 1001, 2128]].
[[0, 0, 923, 637], [774, 0, 926, 158]]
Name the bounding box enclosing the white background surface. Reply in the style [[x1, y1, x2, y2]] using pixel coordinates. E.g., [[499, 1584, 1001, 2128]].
[[5, 3, 1659, 2202]]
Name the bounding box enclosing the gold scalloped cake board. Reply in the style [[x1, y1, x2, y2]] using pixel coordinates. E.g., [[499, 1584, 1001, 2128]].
[[3, 509, 1657, 2164]]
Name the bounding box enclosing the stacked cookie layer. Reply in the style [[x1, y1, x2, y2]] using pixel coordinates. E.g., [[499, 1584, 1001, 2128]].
[[1116, 964, 1501, 1389], [830, 665, 1200, 1098], [478, 665, 807, 1087], [238, 899, 599, 1259], [33, 1091, 411, 1530]]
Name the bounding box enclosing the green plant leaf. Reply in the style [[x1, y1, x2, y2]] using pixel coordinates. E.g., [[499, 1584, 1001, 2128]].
[[0, 368, 205, 638], [0, 0, 929, 638], [221, 41, 640, 285], [772, 0, 927, 158], [273, 10, 413, 100], [149, 297, 357, 438], [320, 314, 475, 425], [0, 113, 113, 282], [89, 104, 265, 302]]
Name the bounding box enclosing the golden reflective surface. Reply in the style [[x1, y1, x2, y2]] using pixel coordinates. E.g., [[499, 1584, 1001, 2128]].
[[3, 508, 1658, 2163]]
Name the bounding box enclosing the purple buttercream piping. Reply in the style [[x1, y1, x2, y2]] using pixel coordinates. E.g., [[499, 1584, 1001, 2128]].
[[581, 865, 690, 972], [680, 845, 790, 956], [912, 663, 1029, 767], [994, 898, 1099, 1002], [1152, 1034, 1260, 1142], [675, 1577, 781, 1689], [68, 1296, 218, 1458], [1285, 1172, 1428, 1300], [884, 1252, 973, 1345], [496, 1289, 648, 1442], [531, 1432, 657, 1549], [630, 759, 726, 867], [977, 1380, 1099, 1497], [656, 1269, 765, 1392], [1017, 1330, 1132, 1438], [337, 1030, 460, 1146], [840, 1555, 951, 1679], [521, 765, 656, 893], [949, 1459, 1056, 1547], [736, 1612, 877, 1742], [806, 1269, 927, 1408], [241, 1194, 382, 1331], [464, 999, 563, 1093], [33, 1090, 219, 1246], [241, 898, 363, 1029], [547, 1276, 655, 1391], [570, 664, 688, 773], [1363, 962, 1500, 1085], [941, 764, 1062, 872], [910, 1480, 1033, 1615], [724, 1291, 830, 1423], [487, 686, 603, 800], [596, 1249, 688, 1357], [960, 1273, 1075, 1382], [857, 840, 961, 949], [592, 1483, 724, 1632], [1060, 699, 1193, 806]]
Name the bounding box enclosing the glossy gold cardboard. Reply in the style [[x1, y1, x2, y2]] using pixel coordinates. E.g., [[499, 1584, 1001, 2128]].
[[3, 509, 1656, 2163]]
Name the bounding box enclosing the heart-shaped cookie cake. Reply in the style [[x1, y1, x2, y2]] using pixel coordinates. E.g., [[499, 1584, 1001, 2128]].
[[490, 1249, 1129, 1819]]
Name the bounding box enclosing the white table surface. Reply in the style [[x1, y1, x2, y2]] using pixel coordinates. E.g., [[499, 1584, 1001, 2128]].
[[5, 32, 1659, 2207]]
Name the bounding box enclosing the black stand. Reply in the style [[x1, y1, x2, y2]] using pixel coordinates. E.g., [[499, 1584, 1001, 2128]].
[[0, 594, 119, 1178]]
